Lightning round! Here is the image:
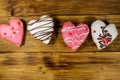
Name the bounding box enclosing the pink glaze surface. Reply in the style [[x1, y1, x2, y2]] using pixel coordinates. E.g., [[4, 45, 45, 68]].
[[62, 22, 89, 51], [0, 19, 23, 46]]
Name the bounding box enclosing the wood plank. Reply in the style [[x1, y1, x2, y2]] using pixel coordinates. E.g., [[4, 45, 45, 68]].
[[1, 0, 120, 16], [0, 15, 120, 52], [0, 52, 120, 80]]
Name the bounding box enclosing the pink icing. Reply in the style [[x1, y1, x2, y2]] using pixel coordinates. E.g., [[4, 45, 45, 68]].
[[0, 19, 23, 46], [62, 22, 89, 51]]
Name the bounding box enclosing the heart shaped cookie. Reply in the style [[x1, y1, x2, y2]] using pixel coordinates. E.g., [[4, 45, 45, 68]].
[[91, 20, 118, 49], [0, 19, 24, 46], [62, 22, 89, 51], [28, 15, 54, 44]]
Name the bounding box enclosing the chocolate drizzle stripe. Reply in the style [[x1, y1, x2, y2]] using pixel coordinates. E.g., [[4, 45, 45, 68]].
[[28, 20, 53, 30], [37, 33, 52, 41], [40, 16, 50, 21], [28, 21, 53, 31], [40, 34, 52, 41], [28, 20, 53, 26], [97, 26, 112, 48], [28, 15, 52, 26], [99, 41, 106, 48], [34, 31, 53, 38], [29, 25, 53, 34], [41, 37, 51, 41], [39, 20, 52, 23], [31, 27, 53, 35], [28, 20, 39, 26], [37, 33, 52, 40]]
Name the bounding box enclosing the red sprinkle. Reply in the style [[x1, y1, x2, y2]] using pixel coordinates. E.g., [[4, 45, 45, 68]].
[[85, 28, 88, 31], [69, 32, 72, 35], [11, 27, 14, 30], [68, 46, 72, 49], [18, 22, 21, 26], [93, 30, 96, 33], [102, 37, 110, 43], [13, 32, 16, 34], [4, 32, 7, 35]]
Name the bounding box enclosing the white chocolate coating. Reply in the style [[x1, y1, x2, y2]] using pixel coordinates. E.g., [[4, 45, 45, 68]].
[[28, 15, 54, 44], [91, 20, 118, 49]]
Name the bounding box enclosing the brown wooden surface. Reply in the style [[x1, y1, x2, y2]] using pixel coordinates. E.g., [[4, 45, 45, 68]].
[[0, 0, 120, 80]]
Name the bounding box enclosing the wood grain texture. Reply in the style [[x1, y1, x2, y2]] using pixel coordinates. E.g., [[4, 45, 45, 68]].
[[0, 52, 120, 80], [0, 0, 120, 80], [1, 0, 120, 16]]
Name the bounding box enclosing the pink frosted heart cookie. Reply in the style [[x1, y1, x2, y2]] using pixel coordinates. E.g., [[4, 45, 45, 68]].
[[91, 20, 118, 49], [0, 19, 24, 46], [62, 22, 89, 51]]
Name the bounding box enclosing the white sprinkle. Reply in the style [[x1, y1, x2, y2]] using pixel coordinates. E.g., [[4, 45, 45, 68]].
[[12, 34, 15, 37], [16, 30, 19, 33]]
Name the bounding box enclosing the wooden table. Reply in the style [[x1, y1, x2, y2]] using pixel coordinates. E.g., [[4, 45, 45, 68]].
[[0, 0, 120, 80]]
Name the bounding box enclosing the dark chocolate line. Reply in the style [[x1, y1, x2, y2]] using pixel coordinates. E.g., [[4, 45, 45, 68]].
[[30, 25, 53, 34], [28, 20, 39, 26], [32, 27, 53, 36], [40, 16, 50, 21], [34, 31, 53, 38], [36, 33, 52, 40], [98, 26, 112, 48], [36, 33, 52, 41], [101, 26, 106, 37], [40, 34, 52, 41], [41, 37, 51, 41], [29, 21, 53, 31], [39, 20, 53, 22], [99, 41, 106, 48], [41, 35, 53, 41], [28, 19, 52, 26]]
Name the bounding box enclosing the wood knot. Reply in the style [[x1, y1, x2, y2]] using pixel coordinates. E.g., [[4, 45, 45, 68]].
[[43, 56, 55, 69], [2, 57, 17, 65], [11, 6, 24, 16]]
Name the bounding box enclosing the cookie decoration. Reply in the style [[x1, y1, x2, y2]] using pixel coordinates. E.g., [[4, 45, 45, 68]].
[[91, 20, 118, 49], [28, 15, 54, 44], [62, 22, 89, 51], [0, 18, 24, 46]]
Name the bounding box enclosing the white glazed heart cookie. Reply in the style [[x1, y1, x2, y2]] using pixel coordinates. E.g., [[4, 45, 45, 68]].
[[28, 15, 54, 44], [91, 20, 118, 49]]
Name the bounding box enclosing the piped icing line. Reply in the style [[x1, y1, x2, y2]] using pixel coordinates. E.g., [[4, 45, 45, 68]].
[[62, 28, 84, 32], [64, 33, 89, 41]]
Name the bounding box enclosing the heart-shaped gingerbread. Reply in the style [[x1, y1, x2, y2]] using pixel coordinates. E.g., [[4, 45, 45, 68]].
[[28, 15, 54, 44], [62, 22, 89, 51], [0, 19, 24, 46], [91, 20, 118, 49]]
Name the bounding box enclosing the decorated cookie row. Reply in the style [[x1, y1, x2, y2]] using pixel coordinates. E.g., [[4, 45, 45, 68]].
[[0, 15, 118, 51]]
